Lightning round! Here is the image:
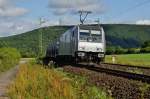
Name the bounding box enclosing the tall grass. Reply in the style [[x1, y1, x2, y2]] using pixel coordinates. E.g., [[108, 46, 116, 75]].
[[8, 63, 111, 99], [0, 47, 21, 72]]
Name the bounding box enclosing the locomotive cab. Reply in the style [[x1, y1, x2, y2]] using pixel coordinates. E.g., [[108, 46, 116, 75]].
[[76, 25, 105, 63]]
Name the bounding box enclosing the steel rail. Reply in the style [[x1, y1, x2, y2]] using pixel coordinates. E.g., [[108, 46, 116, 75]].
[[71, 63, 150, 83], [103, 63, 150, 69]]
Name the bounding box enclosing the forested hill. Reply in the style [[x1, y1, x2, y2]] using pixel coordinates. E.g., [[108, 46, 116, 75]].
[[103, 24, 150, 48], [0, 26, 70, 57], [0, 24, 150, 57]]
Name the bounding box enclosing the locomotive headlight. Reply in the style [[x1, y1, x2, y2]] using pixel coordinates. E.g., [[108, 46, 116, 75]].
[[97, 48, 102, 52], [78, 52, 85, 56], [79, 47, 85, 50], [98, 53, 104, 57]]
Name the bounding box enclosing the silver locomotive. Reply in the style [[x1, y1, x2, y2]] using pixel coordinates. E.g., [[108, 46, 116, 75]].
[[44, 24, 106, 65]]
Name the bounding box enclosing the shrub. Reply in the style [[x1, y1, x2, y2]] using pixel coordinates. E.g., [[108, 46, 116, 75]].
[[0, 47, 21, 72], [115, 47, 127, 54], [142, 40, 150, 48], [127, 48, 140, 54], [106, 47, 116, 55], [106, 46, 128, 55], [140, 47, 150, 53]]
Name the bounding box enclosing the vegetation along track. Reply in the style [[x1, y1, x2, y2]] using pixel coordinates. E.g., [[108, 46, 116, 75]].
[[65, 63, 150, 83]]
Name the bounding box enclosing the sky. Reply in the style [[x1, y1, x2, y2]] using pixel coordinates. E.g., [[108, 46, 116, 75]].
[[0, 0, 150, 37]]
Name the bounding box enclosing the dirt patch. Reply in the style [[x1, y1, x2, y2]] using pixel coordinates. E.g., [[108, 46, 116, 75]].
[[0, 66, 19, 97]]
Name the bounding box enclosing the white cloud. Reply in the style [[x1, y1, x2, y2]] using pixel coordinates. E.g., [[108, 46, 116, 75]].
[[0, 0, 9, 8], [40, 21, 59, 27], [136, 20, 150, 25], [48, 0, 105, 15], [0, 0, 28, 17], [0, 0, 30, 37], [0, 18, 63, 37], [0, 19, 38, 37], [0, 7, 28, 17]]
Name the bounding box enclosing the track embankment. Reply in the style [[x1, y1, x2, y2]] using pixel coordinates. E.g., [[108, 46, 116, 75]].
[[63, 65, 150, 99]]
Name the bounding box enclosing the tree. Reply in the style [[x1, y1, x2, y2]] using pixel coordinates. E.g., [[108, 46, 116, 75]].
[[140, 47, 150, 53], [142, 40, 150, 48], [127, 48, 140, 54], [115, 46, 127, 54], [106, 47, 116, 55]]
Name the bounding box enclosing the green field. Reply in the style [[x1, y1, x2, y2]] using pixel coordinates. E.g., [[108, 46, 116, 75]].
[[105, 54, 150, 67]]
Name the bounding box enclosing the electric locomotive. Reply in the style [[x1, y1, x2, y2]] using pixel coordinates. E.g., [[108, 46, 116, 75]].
[[43, 24, 105, 65]]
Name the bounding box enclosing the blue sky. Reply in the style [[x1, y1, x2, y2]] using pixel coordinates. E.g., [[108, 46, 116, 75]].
[[102, 0, 150, 23], [0, 0, 150, 37]]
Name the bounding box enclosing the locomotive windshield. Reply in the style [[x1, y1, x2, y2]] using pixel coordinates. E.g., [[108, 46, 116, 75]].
[[80, 30, 102, 43]]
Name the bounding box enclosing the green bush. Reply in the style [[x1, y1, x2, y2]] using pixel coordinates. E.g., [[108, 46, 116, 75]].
[[115, 46, 127, 54], [142, 40, 150, 48], [106, 46, 127, 55], [0, 47, 21, 72], [127, 48, 140, 54], [140, 47, 150, 53], [106, 47, 116, 55]]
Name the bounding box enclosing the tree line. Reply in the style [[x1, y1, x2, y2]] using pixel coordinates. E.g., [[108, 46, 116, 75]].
[[106, 40, 150, 55]]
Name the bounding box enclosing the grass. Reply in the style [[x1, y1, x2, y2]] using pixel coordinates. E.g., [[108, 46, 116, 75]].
[[8, 62, 111, 99], [105, 53, 150, 67], [0, 48, 20, 73]]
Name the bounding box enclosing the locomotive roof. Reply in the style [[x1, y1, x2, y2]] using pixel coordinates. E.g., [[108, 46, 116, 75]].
[[79, 24, 101, 30]]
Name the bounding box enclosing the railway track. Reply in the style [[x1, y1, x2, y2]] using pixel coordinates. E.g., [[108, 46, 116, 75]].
[[103, 63, 150, 69], [68, 63, 150, 83], [99, 63, 150, 76]]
